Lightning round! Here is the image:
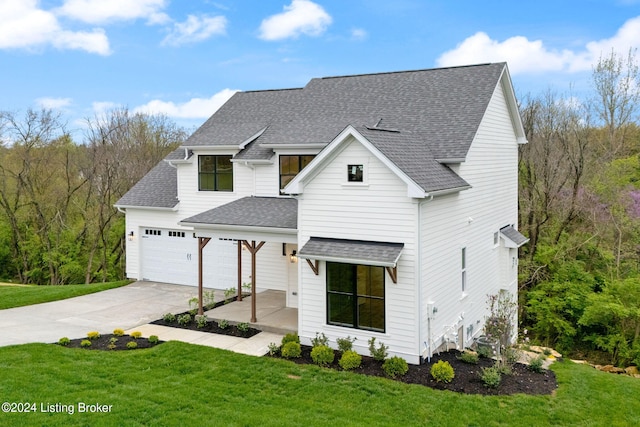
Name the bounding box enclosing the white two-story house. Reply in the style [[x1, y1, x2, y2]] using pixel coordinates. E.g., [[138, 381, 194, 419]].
[[115, 63, 528, 364]]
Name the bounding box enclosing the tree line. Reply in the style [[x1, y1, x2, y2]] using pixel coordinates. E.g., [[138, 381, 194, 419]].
[[0, 108, 187, 285], [0, 50, 638, 365]]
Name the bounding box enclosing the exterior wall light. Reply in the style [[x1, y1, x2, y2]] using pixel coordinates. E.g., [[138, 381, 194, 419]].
[[128, 231, 134, 241], [290, 250, 298, 263]]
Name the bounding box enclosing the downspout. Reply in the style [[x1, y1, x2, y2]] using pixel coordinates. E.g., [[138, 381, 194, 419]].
[[419, 194, 434, 363]]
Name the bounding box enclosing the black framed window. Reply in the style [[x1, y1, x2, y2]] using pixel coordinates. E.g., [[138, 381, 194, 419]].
[[327, 262, 385, 332], [347, 164, 364, 182], [280, 155, 315, 189], [199, 155, 233, 191]]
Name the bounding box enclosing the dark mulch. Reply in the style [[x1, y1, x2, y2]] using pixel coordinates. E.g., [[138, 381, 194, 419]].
[[274, 346, 558, 396], [151, 315, 261, 338], [61, 334, 162, 351]]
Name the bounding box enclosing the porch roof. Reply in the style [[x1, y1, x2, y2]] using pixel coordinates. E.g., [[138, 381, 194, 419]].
[[298, 237, 404, 268], [500, 225, 529, 248], [180, 196, 297, 230]]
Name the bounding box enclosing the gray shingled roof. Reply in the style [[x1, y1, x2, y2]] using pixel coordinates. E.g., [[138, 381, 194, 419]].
[[180, 197, 297, 229], [115, 160, 178, 209], [298, 237, 404, 267], [500, 225, 529, 247]]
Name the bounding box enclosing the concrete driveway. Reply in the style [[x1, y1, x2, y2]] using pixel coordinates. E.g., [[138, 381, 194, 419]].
[[0, 281, 199, 347]]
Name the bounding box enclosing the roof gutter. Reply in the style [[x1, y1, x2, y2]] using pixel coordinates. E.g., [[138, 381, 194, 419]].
[[423, 185, 472, 198], [178, 223, 298, 235]]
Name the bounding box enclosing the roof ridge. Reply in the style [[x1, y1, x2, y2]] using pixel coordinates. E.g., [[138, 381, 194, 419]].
[[242, 87, 303, 94], [319, 62, 500, 81]]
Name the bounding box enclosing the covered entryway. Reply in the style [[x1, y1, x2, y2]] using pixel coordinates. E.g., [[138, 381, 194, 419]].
[[180, 197, 299, 322]]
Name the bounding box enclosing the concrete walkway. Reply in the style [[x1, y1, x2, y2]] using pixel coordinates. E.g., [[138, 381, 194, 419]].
[[0, 281, 289, 357]]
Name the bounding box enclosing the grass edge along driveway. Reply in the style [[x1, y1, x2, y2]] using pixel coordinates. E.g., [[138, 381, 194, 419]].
[[0, 341, 638, 427]]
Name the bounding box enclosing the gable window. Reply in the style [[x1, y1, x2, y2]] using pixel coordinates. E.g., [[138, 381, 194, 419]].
[[326, 262, 385, 332], [199, 155, 233, 191], [347, 164, 364, 182], [461, 247, 467, 293], [280, 155, 315, 189]]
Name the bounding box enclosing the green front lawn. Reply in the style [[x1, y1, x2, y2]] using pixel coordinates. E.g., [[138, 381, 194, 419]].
[[0, 342, 638, 426], [0, 281, 131, 310]]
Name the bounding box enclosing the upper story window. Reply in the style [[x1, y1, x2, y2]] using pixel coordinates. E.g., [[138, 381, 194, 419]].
[[280, 155, 315, 189], [199, 155, 233, 191], [347, 164, 364, 182], [461, 247, 467, 293]]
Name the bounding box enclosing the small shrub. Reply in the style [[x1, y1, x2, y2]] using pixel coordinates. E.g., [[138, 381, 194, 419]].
[[336, 336, 356, 353], [195, 314, 208, 328], [113, 328, 125, 337], [126, 341, 138, 349], [107, 343, 116, 350], [430, 360, 455, 383], [109, 337, 118, 345], [496, 362, 513, 376], [311, 332, 329, 347], [543, 348, 552, 356], [457, 351, 479, 364], [203, 290, 216, 309], [218, 319, 229, 329], [480, 366, 502, 388], [368, 337, 388, 361], [188, 297, 199, 315], [268, 342, 280, 356], [80, 340, 92, 348], [476, 344, 493, 359], [504, 347, 521, 365], [528, 356, 545, 373], [58, 337, 70, 346], [339, 350, 362, 370], [311, 345, 335, 366], [130, 331, 142, 339], [163, 313, 176, 323], [86, 331, 100, 340], [281, 341, 301, 359], [177, 313, 191, 326], [282, 333, 300, 346], [148, 335, 159, 344], [383, 356, 409, 378], [237, 322, 250, 333], [224, 287, 236, 303]]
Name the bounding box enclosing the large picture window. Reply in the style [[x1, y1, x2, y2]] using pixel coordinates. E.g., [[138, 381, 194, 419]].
[[199, 155, 233, 191], [326, 262, 385, 332], [280, 155, 315, 189]]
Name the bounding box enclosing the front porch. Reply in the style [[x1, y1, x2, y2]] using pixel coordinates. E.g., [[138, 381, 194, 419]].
[[205, 289, 297, 335]]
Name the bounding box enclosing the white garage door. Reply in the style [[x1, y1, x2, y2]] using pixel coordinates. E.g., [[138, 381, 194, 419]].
[[140, 228, 237, 288]]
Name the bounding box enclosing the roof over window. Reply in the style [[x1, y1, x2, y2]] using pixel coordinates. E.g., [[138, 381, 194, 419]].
[[500, 225, 529, 248], [298, 237, 404, 268]]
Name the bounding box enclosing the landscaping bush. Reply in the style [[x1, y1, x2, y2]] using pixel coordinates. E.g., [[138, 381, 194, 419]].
[[430, 360, 455, 383], [382, 356, 409, 378], [311, 345, 335, 366], [113, 328, 125, 337], [476, 344, 493, 358], [311, 332, 329, 347], [58, 337, 70, 346], [148, 335, 159, 344], [368, 337, 388, 361], [528, 356, 545, 373], [195, 315, 208, 328], [80, 340, 92, 348], [282, 333, 300, 346], [130, 331, 142, 339], [218, 319, 229, 329], [339, 350, 362, 370], [480, 366, 502, 388], [87, 331, 100, 340], [336, 336, 356, 353], [281, 341, 301, 359], [177, 314, 191, 326], [163, 313, 176, 323], [126, 341, 138, 350], [457, 351, 479, 364], [268, 342, 280, 356], [237, 322, 250, 333]]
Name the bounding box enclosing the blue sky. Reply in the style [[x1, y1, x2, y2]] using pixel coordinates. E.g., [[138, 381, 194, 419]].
[[1, 0, 640, 136]]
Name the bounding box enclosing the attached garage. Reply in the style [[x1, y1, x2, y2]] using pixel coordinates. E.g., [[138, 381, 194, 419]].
[[140, 228, 237, 288]]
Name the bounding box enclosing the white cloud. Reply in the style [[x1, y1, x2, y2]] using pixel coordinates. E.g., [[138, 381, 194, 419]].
[[0, 0, 110, 55], [92, 101, 120, 115], [36, 97, 73, 109], [162, 14, 227, 46], [437, 16, 640, 74], [56, 0, 169, 25], [133, 89, 238, 119], [351, 28, 368, 41], [259, 0, 332, 41]]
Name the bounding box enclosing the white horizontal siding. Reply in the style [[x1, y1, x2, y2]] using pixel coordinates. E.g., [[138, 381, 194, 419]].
[[297, 137, 420, 363], [420, 82, 520, 355]]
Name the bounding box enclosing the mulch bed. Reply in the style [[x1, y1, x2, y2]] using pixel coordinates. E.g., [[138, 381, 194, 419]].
[[150, 315, 261, 338], [62, 334, 162, 350], [273, 346, 558, 396]]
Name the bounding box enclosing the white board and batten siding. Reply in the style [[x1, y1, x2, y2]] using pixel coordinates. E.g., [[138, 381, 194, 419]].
[[419, 82, 521, 355], [297, 137, 421, 363]]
